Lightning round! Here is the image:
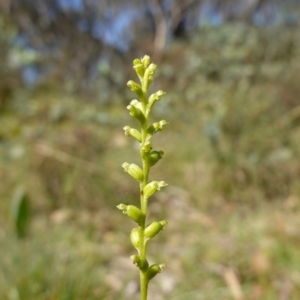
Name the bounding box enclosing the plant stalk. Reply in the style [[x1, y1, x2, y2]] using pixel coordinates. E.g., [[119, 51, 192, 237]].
[[139, 95, 149, 300]]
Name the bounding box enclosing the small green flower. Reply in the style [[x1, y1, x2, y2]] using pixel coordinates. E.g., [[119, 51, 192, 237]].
[[148, 150, 164, 166], [141, 55, 151, 68], [123, 126, 141, 142], [147, 120, 168, 137], [130, 254, 141, 266], [130, 255, 149, 271], [146, 264, 166, 281], [141, 140, 152, 154], [130, 227, 141, 250], [147, 63, 157, 75], [117, 204, 145, 225], [143, 181, 168, 199], [127, 80, 143, 98], [127, 100, 146, 124], [148, 90, 166, 111], [133, 59, 145, 78], [122, 162, 144, 182], [144, 220, 168, 239]]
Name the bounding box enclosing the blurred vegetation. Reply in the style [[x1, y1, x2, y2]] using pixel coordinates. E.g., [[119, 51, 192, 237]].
[[1, 14, 300, 300]]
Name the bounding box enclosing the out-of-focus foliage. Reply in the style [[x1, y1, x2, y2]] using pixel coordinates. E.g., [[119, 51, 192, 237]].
[[4, 0, 300, 94], [10, 187, 31, 238], [0, 17, 22, 112], [166, 25, 300, 203], [1, 18, 300, 300]]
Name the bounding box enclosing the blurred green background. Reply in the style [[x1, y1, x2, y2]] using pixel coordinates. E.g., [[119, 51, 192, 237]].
[[1, 1, 300, 299]]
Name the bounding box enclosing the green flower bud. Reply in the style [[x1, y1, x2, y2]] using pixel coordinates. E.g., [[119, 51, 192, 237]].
[[146, 264, 166, 281], [142, 62, 157, 91], [144, 220, 168, 239], [128, 99, 143, 110], [148, 150, 164, 166], [130, 255, 149, 271], [141, 55, 151, 68], [127, 80, 143, 98], [130, 254, 140, 266], [148, 90, 166, 109], [133, 58, 141, 66], [147, 120, 168, 136], [143, 181, 168, 199], [142, 141, 152, 153], [117, 204, 145, 225], [130, 227, 141, 250], [123, 126, 141, 142], [148, 75, 154, 85], [147, 63, 157, 75], [133, 63, 145, 77], [127, 100, 146, 124], [122, 162, 144, 182]]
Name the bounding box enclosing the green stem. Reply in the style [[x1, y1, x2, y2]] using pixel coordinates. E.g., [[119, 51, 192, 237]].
[[140, 271, 148, 300], [139, 90, 149, 300]]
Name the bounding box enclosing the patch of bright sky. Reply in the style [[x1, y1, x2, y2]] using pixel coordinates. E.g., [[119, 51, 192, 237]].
[[252, 3, 282, 26], [199, 1, 224, 26], [91, 7, 140, 52], [57, 0, 83, 12], [23, 65, 40, 86]]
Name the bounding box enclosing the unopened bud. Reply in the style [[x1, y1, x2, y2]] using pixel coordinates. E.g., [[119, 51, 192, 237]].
[[141, 55, 151, 68], [147, 120, 168, 136], [146, 264, 166, 281], [148, 90, 166, 109], [141, 141, 152, 154], [143, 181, 168, 199], [130, 227, 141, 250], [130, 255, 149, 271], [144, 220, 168, 239], [133, 63, 145, 77], [123, 126, 141, 142], [133, 59, 141, 66], [147, 63, 157, 75], [127, 100, 146, 124], [130, 254, 140, 266], [117, 204, 145, 225], [127, 80, 143, 98], [148, 150, 164, 166], [122, 162, 144, 182]]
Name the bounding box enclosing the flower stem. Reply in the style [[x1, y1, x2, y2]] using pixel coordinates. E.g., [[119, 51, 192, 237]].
[[140, 271, 149, 300], [139, 96, 149, 300]]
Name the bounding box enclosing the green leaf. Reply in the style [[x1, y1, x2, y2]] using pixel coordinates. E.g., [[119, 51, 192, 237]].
[[11, 187, 31, 238]]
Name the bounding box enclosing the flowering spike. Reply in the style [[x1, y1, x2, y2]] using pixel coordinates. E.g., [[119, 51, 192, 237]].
[[119, 56, 169, 298]]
